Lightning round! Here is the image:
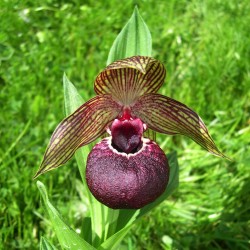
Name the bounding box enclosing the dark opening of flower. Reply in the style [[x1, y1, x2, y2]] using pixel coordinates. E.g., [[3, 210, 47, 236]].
[[34, 56, 226, 209], [110, 110, 144, 154]]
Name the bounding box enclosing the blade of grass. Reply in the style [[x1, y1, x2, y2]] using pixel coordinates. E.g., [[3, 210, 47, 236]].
[[37, 181, 96, 250], [40, 236, 58, 250], [0, 119, 31, 164]]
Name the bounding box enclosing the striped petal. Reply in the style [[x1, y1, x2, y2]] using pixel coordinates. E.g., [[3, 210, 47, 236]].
[[132, 94, 226, 158], [94, 56, 166, 106], [34, 95, 121, 178]]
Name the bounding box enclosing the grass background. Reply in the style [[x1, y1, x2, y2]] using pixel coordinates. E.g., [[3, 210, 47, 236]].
[[0, 0, 249, 249]]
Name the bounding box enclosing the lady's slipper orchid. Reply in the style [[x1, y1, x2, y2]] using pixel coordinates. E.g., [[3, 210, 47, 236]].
[[34, 56, 225, 209]]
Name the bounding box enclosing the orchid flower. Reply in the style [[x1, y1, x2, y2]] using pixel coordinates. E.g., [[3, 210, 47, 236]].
[[34, 56, 225, 209]]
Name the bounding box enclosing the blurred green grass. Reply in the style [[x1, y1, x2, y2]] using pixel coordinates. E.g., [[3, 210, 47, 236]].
[[0, 0, 249, 249]]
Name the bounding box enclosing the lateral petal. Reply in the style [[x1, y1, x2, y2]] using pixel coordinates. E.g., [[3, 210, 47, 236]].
[[132, 94, 226, 158], [34, 95, 121, 178], [94, 56, 166, 105]]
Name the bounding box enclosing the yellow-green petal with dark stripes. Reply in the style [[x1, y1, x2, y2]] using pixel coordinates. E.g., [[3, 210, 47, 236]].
[[132, 93, 227, 158], [34, 95, 121, 178], [94, 56, 166, 106]]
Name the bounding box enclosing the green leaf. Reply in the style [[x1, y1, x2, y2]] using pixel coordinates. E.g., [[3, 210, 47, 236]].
[[63, 73, 90, 181], [63, 73, 84, 115], [63, 73, 88, 180], [63, 74, 96, 240], [107, 6, 152, 65], [37, 181, 96, 250], [98, 225, 133, 250], [40, 237, 58, 250], [63, 74, 120, 247], [63, 74, 95, 243]]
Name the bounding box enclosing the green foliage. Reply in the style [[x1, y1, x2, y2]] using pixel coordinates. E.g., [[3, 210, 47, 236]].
[[107, 6, 152, 64], [40, 237, 57, 250], [0, 0, 249, 249], [37, 181, 96, 250]]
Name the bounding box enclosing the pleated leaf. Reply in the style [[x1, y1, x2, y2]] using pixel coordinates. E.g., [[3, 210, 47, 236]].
[[63, 74, 121, 247], [63, 74, 90, 180], [63, 73, 84, 115], [63, 74, 94, 220], [132, 93, 226, 157], [107, 6, 152, 65], [37, 181, 96, 250], [34, 95, 121, 178], [95, 56, 166, 106]]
